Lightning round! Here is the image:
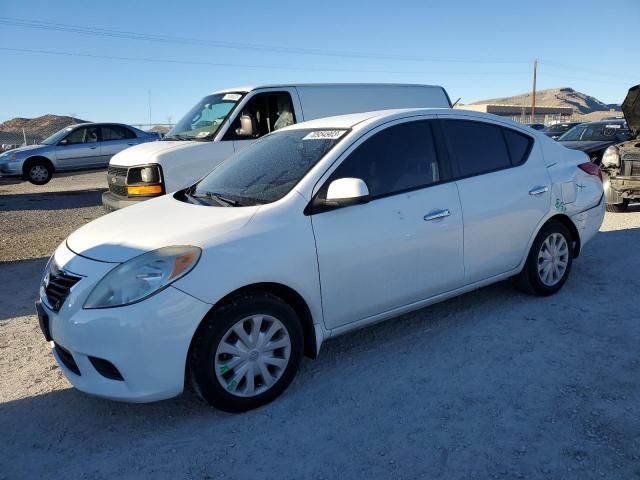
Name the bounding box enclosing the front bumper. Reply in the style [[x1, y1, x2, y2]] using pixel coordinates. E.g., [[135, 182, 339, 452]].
[[610, 176, 640, 199], [101, 191, 154, 211], [38, 243, 211, 402], [0, 160, 23, 176]]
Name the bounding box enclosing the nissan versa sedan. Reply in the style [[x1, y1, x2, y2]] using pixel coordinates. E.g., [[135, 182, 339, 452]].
[[0, 123, 160, 185], [36, 109, 605, 412]]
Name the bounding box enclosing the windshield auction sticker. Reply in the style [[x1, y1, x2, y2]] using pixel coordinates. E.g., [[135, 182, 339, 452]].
[[222, 93, 242, 102], [303, 130, 347, 140]]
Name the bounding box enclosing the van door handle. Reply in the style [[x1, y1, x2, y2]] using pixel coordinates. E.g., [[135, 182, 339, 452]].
[[529, 186, 549, 196], [90, 146, 97, 150], [424, 209, 451, 221]]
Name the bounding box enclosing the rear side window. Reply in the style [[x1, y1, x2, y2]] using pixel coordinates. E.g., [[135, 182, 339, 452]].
[[442, 120, 511, 177], [102, 125, 136, 141], [503, 129, 533, 166], [327, 121, 440, 198]]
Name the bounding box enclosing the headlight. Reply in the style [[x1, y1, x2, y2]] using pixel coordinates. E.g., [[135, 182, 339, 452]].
[[0, 153, 17, 161], [601, 146, 620, 168], [126, 165, 163, 196], [84, 246, 201, 309]]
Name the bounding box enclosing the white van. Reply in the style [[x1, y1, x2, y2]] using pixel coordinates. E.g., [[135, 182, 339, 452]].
[[102, 83, 451, 210]]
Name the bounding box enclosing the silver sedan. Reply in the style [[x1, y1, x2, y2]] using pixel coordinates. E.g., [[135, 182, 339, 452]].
[[0, 123, 160, 185]]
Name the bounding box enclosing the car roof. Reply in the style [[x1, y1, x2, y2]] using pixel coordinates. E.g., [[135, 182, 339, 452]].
[[211, 83, 444, 95], [65, 122, 140, 130]]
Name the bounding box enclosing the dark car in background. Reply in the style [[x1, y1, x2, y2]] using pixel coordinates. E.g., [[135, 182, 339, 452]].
[[525, 123, 546, 131], [0, 123, 161, 185], [557, 120, 632, 164], [600, 84, 640, 212], [542, 122, 583, 140]]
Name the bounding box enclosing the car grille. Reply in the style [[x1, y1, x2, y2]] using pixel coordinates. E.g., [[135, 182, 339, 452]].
[[44, 264, 81, 312], [107, 165, 129, 198]]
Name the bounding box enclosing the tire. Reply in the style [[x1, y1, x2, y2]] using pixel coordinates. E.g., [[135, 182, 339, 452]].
[[24, 160, 53, 185], [516, 220, 573, 296], [189, 292, 303, 412], [605, 199, 628, 213]]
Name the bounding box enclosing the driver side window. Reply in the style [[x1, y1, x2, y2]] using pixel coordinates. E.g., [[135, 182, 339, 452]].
[[64, 127, 99, 145], [224, 92, 296, 141]]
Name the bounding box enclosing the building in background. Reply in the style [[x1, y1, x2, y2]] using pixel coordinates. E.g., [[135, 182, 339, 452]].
[[458, 103, 574, 126]]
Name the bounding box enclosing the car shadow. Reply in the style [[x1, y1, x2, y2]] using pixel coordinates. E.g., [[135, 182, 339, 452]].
[[0, 188, 105, 211], [0, 257, 49, 321]]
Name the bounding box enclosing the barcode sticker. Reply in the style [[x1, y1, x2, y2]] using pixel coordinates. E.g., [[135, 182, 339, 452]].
[[303, 130, 346, 140], [223, 93, 242, 101]]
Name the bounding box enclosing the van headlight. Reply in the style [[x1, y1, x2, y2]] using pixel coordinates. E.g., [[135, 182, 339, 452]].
[[84, 246, 201, 309], [601, 146, 620, 168]]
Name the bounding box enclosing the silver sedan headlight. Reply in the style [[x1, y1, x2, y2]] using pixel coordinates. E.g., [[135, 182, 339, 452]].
[[84, 246, 201, 309]]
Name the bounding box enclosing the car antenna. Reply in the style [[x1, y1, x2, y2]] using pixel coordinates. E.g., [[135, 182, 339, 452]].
[[451, 97, 462, 108]]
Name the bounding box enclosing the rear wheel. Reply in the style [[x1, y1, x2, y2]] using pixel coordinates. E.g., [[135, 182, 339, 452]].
[[516, 220, 573, 296], [24, 160, 53, 185], [189, 292, 303, 412]]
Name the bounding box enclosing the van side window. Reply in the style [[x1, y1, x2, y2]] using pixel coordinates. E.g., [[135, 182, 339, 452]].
[[224, 92, 295, 141], [441, 120, 511, 177], [325, 121, 440, 199]]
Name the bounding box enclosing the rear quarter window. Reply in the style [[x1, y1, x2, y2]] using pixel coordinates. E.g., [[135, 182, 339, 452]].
[[503, 129, 533, 166]]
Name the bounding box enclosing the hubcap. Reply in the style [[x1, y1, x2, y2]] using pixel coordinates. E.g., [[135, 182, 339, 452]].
[[537, 232, 569, 286], [215, 315, 291, 397], [30, 165, 48, 182]]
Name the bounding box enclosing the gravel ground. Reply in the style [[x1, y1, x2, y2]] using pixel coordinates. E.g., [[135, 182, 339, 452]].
[[1, 173, 640, 479]]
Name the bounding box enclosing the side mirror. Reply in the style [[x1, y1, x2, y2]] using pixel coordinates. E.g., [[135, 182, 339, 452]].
[[326, 177, 370, 206], [235, 115, 255, 137], [59, 138, 69, 146]]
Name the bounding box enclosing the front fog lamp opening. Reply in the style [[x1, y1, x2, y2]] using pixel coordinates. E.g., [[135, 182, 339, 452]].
[[83, 246, 201, 309]]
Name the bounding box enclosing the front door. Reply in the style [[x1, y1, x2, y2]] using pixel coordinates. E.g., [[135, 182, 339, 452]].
[[54, 126, 101, 170], [310, 119, 464, 329], [99, 125, 139, 166]]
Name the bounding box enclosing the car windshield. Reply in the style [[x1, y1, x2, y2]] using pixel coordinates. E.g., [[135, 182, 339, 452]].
[[186, 128, 347, 206], [41, 126, 75, 145], [165, 93, 243, 141], [558, 123, 628, 141]]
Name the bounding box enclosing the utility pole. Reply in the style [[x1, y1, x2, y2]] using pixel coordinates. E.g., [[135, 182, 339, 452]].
[[148, 90, 152, 126], [531, 59, 537, 123]]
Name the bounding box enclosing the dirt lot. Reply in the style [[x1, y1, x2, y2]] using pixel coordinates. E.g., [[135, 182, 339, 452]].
[[1, 172, 640, 479]]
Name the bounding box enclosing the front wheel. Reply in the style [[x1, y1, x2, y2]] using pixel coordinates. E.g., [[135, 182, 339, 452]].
[[24, 161, 53, 185], [516, 220, 573, 296], [188, 292, 303, 412]]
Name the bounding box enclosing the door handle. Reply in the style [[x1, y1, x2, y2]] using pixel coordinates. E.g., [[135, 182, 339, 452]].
[[127, 143, 136, 145], [90, 146, 97, 150], [529, 186, 549, 196], [424, 209, 451, 221]]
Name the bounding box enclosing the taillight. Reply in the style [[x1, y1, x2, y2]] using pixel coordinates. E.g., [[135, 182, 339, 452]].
[[578, 162, 603, 182]]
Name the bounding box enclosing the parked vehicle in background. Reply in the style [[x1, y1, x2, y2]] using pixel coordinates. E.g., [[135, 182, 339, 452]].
[[558, 120, 632, 164], [600, 84, 640, 212], [542, 122, 583, 140], [525, 123, 546, 131], [0, 123, 161, 185], [101, 83, 452, 210], [39, 108, 604, 412]]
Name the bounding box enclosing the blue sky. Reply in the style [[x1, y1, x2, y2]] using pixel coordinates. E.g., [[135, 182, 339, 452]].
[[0, 0, 638, 125]]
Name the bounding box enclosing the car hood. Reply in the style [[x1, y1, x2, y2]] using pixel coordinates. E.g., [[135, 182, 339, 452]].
[[3, 144, 46, 156], [622, 84, 640, 136], [559, 140, 613, 153], [66, 194, 259, 263], [109, 139, 211, 167]]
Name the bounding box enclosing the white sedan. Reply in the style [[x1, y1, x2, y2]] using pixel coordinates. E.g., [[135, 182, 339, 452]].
[[37, 108, 605, 412]]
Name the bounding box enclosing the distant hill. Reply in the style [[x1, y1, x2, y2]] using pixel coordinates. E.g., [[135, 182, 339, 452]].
[[0, 114, 90, 146], [471, 87, 621, 119]]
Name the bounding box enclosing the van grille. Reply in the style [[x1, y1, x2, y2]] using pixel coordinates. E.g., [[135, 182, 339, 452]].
[[44, 264, 81, 312], [107, 165, 129, 197]]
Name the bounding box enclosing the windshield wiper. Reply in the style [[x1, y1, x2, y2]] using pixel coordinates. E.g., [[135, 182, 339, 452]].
[[163, 134, 193, 141]]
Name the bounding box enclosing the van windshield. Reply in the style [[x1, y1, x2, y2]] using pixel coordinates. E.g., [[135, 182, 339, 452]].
[[182, 128, 347, 206], [165, 93, 243, 141]]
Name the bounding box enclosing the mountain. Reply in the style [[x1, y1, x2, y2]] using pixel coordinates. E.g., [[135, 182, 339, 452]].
[[0, 115, 90, 146], [471, 87, 621, 118]]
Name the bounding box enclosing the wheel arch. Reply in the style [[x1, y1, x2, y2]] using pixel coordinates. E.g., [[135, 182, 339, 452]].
[[23, 155, 55, 175], [187, 282, 319, 366], [544, 214, 581, 258]]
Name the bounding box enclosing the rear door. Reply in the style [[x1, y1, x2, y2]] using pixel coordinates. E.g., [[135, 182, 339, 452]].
[[100, 125, 139, 166], [310, 118, 464, 330], [54, 126, 101, 170], [439, 115, 550, 284]]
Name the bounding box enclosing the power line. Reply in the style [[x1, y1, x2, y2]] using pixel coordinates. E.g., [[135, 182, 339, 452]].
[[0, 16, 530, 65], [0, 46, 530, 76]]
